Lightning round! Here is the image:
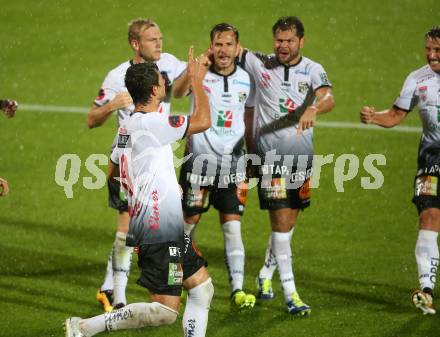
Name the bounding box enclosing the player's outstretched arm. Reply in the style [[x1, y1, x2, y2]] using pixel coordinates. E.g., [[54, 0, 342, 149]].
[[0, 99, 18, 118], [0, 177, 9, 196], [86, 92, 132, 128], [186, 47, 211, 136], [360, 105, 406, 128], [173, 48, 212, 98], [298, 87, 335, 133], [244, 106, 254, 152]]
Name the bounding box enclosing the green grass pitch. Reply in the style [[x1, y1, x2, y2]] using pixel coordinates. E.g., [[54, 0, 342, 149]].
[[0, 0, 439, 336]]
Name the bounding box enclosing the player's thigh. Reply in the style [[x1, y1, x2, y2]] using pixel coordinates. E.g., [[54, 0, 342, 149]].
[[180, 166, 212, 217], [419, 208, 440, 231], [211, 182, 247, 217], [137, 242, 184, 298], [149, 293, 181, 312], [182, 234, 208, 286]]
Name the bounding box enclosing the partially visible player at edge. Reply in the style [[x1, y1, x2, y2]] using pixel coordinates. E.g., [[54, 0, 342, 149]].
[[360, 26, 440, 315], [179, 23, 255, 310], [239, 16, 335, 315], [87, 18, 191, 312], [65, 56, 213, 337], [0, 98, 18, 197]]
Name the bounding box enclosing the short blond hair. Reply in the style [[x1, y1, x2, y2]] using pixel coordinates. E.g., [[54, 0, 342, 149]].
[[127, 18, 158, 44]]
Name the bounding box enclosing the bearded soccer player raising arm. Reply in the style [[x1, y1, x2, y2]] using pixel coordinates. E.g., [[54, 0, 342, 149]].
[[360, 26, 440, 315], [239, 16, 335, 316], [179, 23, 256, 310], [87, 18, 191, 312]]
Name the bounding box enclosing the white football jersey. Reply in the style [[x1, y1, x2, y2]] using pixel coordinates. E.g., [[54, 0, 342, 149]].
[[94, 53, 186, 127], [394, 64, 440, 167], [240, 50, 332, 161], [187, 66, 251, 169], [110, 112, 189, 246]]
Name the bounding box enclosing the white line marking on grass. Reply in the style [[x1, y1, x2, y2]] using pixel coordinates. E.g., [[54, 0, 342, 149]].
[[19, 103, 422, 133]]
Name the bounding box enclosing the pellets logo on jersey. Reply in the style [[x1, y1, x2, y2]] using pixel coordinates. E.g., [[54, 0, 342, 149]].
[[217, 110, 233, 128], [418, 86, 428, 102], [96, 88, 105, 101], [168, 115, 185, 128], [279, 98, 296, 114]]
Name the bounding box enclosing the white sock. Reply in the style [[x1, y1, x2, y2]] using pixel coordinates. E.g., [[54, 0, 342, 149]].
[[184, 221, 196, 237], [112, 232, 133, 305], [222, 221, 245, 292], [415, 229, 439, 291], [183, 278, 214, 337], [259, 228, 294, 280], [100, 251, 113, 291], [79, 302, 178, 336], [272, 231, 296, 302]]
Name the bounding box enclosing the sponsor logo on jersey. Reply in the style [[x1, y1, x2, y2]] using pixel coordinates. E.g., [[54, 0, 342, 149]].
[[169, 246, 181, 257], [168, 263, 183, 285], [279, 98, 296, 113], [415, 176, 438, 196], [148, 190, 160, 229], [238, 92, 247, 103], [319, 72, 330, 86], [418, 85, 428, 102], [117, 133, 130, 148], [232, 79, 251, 87], [203, 85, 212, 93], [96, 88, 105, 101], [295, 69, 310, 75], [217, 110, 233, 128], [168, 115, 186, 128], [298, 82, 310, 94], [259, 72, 271, 88], [262, 178, 287, 200]]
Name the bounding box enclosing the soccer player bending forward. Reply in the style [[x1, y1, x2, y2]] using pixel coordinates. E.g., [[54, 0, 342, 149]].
[[360, 26, 440, 315], [65, 55, 213, 336]]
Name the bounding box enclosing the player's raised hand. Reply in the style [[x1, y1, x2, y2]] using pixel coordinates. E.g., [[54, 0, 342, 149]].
[[0, 177, 9, 196], [360, 106, 375, 124], [1, 100, 18, 118], [110, 92, 133, 110], [297, 106, 318, 134]]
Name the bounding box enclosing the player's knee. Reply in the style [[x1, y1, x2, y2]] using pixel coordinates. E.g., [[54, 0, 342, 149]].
[[222, 220, 241, 236], [419, 209, 440, 231], [188, 278, 214, 309], [140, 302, 178, 326], [185, 214, 201, 225]]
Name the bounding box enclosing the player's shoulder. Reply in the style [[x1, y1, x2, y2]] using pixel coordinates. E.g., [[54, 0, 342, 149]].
[[233, 66, 251, 84], [106, 60, 131, 80], [406, 64, 435, 83], [298, 56, 325, 71], [158, 52, 182, 66]]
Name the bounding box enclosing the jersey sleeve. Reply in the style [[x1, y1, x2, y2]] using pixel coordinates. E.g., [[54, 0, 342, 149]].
[[169, 55, 187, 82], [310, 63, 332, 91], [245, 76, 256, 108], [94, 71, 118, 107], [143, 114, 190, 145], [110, 144, 120, 165], [239, 50, 262, 76], [393, 72, 418, 112]]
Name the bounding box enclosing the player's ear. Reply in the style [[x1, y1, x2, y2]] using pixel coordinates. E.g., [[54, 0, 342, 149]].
[[235, 42, 241, 57], [299, 37, 305, 49], [130, 39, 139, 51], [151, 85, 158, 97]]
